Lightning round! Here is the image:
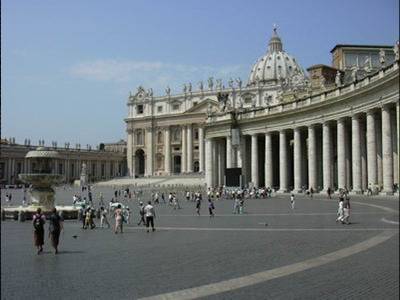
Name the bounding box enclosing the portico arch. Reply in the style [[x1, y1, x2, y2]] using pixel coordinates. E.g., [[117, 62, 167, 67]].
[[135, 149, 145, 177]]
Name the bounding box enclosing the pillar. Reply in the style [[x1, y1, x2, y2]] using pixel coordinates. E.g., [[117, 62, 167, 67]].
[[218, 140, 226, 186], [381, 105, 393, 194], [366, 111, 377, 188], [187, 124, 193, 173], [351, 115, 362, 193], [278, 130, 288, 192], [181, 126, 187, 173], [205, 139, 213, 187], [164, 126, 171, 174], [199, 127, 205, 173], [127, 130, 134, 177], [337, 118, 346, 190], [308, 125, 317, 191], [146, 127, 154, 176], [239, 136, 248, 187], [322, 122, 332, 191], [226, 136, 232, 169], [251, 134, 259, 188], [293, 128, 302, 192], [264, 132, 273, 188]]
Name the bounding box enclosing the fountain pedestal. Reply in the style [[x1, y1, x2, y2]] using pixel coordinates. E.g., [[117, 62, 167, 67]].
[[1, 147, 79, 220]]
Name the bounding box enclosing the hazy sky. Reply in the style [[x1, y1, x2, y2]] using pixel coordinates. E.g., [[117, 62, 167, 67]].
[[2, 0, 399, 147]]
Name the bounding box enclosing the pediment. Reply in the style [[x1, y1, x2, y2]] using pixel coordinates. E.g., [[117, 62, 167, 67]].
[[185, 98, 219, 113]]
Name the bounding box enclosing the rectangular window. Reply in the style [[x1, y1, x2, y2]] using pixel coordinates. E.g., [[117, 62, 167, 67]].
[[194, 129, 199, 140], [194, 146, 199, 150], [174, 147, 180, 151], [137, 104, 144, 114], [157, 106, 163, 113], [172, 104, 180, 110], [193, 102, 198, 106]]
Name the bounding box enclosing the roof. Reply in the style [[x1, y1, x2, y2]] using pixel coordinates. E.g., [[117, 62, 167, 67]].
[[306, 64, 339, 71], [330, 44, 393, 53]]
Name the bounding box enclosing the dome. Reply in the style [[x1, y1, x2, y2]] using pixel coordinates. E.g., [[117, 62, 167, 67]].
[[248, 28, 307, 86]]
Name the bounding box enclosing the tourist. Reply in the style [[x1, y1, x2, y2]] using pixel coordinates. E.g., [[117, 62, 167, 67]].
[[98, 192, 104, 206], [84, 208, 95, 229], [342, 193, 351, 225], [239, 198, 245, 214], [168, 192, 173, 205], [327, 187, 332, 199], [48, 207, 63, 254], [100, 206, 110, 228], [290, 194, 295, 210], [124, 206, 131, 224], [336, 195, 344, 223], [144, 201, 156, 232], [137, 201, 146, 226], [233, 197, 240, 214], [114, 204, 124, 234], [208, 198, 215, 217], [195, 195, 201, 215], [186, 191, 190, 201], [32, 208, 46, 255], [310, 187, 314, 198]]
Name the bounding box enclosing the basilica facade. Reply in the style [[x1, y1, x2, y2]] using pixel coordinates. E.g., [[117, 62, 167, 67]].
[[125, 29, 399, 194]]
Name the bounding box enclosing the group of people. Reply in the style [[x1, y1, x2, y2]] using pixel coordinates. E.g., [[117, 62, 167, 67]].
[[32, 207, 63, 255]]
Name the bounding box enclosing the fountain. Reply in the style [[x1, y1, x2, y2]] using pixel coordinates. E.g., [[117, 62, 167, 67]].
[[2, 147, 79, 220]]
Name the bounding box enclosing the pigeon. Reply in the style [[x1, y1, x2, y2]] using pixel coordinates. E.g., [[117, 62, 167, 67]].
[[72, 235, 78, 239]]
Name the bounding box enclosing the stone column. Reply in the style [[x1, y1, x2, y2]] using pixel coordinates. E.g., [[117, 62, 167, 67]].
[[308, 125, 317, 191], [337, 118, 346, 190], [391, 107, 398, 186], [226, 135, 232, 169], [322, 122, 332, 191], [164, 126, 171, 174], [213, 139, 219, 186], [360, 120, 368, 191], [127, 130, 134, 177], [240, 136, 247, 187], [146, 127, 154, 176], [381, 105, 393, 194], [181, 126, 187, 173], [199, 127, 205, 173], [397, 101, 400, 187], [251, 134, 259, 188], [278, 130, 288, 192], [187, 124, 193, 173], [218, 140, 226, 186], [351, 115, 362, 193], [366, 111, 377, 188], [205, 138, 213, 187], [264, 132, 273, 188], [293, 128, 302, 192]]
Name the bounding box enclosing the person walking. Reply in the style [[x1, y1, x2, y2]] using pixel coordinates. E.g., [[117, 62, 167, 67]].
[[32, 208, 46, 255], [100, 206, 110, 228], [144, 201, 156, 232], [137, 202, 146, 226], [48, 207, 63, 254], [195, 195, 201, 216], [233, 197, 240, 214], [342, 194, 351, 225], [336, 196, 344, 223], [239, 198, 245, 214], [114, 204, 124, 234], [208, 199, 215, 217], [290, 194, 295, 210]]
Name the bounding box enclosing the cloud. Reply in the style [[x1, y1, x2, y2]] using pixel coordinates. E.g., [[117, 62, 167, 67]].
[[68, 59, 249, 95]]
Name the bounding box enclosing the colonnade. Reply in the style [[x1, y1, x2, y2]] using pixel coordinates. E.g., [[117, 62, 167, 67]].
[[205, 103, 399, 194]]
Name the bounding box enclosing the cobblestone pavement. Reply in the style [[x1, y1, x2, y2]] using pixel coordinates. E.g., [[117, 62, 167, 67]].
[[1, 187, 399, 300]]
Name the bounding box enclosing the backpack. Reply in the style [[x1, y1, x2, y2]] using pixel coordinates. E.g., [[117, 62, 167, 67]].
[[34, 215, 43, 231]]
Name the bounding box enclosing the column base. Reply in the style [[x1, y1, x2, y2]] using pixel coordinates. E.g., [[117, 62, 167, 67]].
[[349, 190, 363, 195], [379, 191, 394, 196], [292, 189, 303, 194]]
